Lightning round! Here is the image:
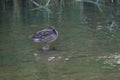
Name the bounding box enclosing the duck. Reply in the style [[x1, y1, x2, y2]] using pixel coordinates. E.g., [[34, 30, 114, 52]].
[[29, 26, 58, 51]]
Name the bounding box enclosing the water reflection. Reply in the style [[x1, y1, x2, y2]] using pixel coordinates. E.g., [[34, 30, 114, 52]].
[[0, 0, 120, 80]]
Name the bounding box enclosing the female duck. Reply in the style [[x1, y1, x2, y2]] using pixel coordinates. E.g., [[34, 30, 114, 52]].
[[29, 26, 58, 51]]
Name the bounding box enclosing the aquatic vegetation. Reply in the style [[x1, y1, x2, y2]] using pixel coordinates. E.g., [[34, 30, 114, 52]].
[[76, 0, 103, 12], [0, 0, 120, 80], [95, 19, 120, 39], [30, 0, 52, 13], [30, 0, 52, 23]]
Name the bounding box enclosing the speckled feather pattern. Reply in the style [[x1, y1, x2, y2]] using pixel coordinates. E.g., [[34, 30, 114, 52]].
[[29, 27, 58, 43]]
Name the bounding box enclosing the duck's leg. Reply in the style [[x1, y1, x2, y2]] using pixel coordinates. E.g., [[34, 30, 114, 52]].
[[42, 43, 50, 51]]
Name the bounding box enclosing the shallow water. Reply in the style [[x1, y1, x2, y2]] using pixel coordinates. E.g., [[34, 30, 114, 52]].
[[0, 1, 120, 80]]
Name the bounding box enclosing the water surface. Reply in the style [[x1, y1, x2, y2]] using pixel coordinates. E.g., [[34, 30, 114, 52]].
[[0, 1, 120, 80]]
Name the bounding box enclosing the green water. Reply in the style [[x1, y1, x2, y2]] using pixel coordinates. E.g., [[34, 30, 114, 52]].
[[0, 1, 120, 80]]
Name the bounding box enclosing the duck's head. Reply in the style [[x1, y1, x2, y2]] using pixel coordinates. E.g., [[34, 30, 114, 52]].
[[49, 26, 58, 36]]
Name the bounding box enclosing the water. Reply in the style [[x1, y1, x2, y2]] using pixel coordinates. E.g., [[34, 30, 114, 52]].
[[0, 1, 120, 80]]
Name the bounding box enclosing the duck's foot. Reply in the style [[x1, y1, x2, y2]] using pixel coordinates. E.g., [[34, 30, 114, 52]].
[[42, 45, 49, 51]]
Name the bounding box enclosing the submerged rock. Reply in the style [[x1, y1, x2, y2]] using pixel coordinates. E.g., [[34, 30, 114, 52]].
[[48, 56, 55, 61]]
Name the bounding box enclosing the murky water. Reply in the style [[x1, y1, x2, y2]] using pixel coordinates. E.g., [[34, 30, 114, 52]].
[[0, 1, 120, 80]]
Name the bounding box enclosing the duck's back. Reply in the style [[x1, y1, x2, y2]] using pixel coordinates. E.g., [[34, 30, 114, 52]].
[[29, 28, 58, 43]]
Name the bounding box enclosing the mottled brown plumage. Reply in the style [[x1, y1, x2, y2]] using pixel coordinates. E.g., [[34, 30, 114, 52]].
[[29, 26, 58, 51]]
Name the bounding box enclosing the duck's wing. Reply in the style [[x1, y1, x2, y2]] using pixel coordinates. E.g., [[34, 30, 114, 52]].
[[43, 34, 58, 42], [31, 29, 53, 40], [37, 29, 58, 42], [36, 29, 54, 37]]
